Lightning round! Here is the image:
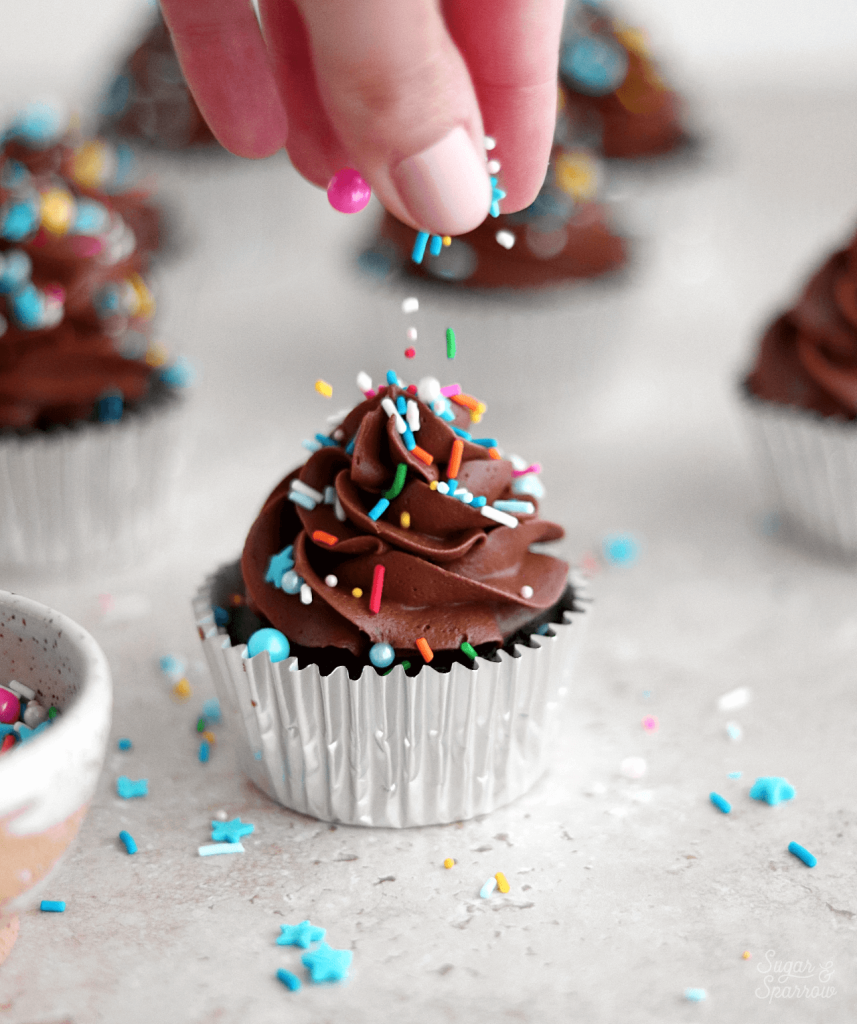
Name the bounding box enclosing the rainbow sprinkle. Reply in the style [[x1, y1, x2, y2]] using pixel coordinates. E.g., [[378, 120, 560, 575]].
[[415, 637, 433, 663], [369, 564, 385, 615]]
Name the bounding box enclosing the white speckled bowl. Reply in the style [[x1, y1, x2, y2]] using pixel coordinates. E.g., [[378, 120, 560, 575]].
[[0, 591, 112, 963]]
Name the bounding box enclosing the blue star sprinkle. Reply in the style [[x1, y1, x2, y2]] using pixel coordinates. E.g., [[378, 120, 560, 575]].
[[301, 941, 353, 983], [489, 176, 506, 218], [210, 817, 255, 843], [117, 776, 148, 799], [277, 920, 326, 949], [265, 545, 295, 589], [750, 777, 795, 806]]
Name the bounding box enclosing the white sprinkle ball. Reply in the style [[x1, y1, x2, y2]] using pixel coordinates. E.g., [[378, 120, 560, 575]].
[[487, 159, 501, 174], [496, 230, 516, 250], [417, 376, 441, 404], [620, 756, 647, 780], [324, 575, 338, 588], [401, 297, 419, 314], [215, 809, 228, 821], [484, 136, 496, 151], [407, 326, 417, 341], [520, 585, 534, 599], [300, 583, 313, 605]]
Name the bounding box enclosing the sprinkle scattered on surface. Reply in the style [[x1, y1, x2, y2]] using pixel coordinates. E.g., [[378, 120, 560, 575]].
[[117, 776, 148, 799], [749, 777, 795, 806], [443, 858, 455, 869], [520, 585, 534, 599], [368, 498, 390, 521], [683, 988, 707, 1002], [709, 792, 731, 814], [495, 872, 510, 893], [277, 920, 326, 948], [620, 756, 647, 780], [725, 721, 743, 741], [479, 877, 497, 899], [117, 738, 132, 750], [405, 347, 415, 358], [602, 534, 639, 565], [198, 843, 245, 857], [172, 678, 192, 701], [40, 901, 65, 912], [384, 463, 408, 501], [276, 969, 301, 991], [641, 716, 658, 732], [742, 951, 752, 960], [788, 841, 817, 867], [119, 830, 137, 855], [302, 942, 353, 983], [211, 818, 255, 843]]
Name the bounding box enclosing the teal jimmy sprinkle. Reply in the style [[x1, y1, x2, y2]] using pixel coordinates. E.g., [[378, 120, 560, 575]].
[[40, 900, 65, 912], [119, 830, 138, 855], [276, 968, 301, 991], [709, 792, 731, 814], [788, 841, 817, 868]]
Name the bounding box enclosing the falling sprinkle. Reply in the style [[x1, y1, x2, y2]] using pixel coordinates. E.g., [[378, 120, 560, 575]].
[[495, 230, 516, 249], [602, 534, 638, 565], [642, 715, 658, 731], [315, 379, 333, 398], [717, 687, 752, 712], [405, 347, 416, 359], [402, 297, 419, 314], [725, 721, 743, 741], [446, 328, 456, 359]]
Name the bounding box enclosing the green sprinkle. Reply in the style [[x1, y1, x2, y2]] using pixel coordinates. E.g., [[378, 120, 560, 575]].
[[47, 706, 60, 721], [401, 661, 411, 671], [196, 717, 206, 733], [446, 327, 456, 359], [383, 463, 408, 501], [460, 642, 477, 660]]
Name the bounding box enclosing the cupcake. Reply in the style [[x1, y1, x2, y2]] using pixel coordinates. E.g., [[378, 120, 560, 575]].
[[0, 104, 190, 569], [559, 0, 688, 159], [195, 370, 590, 827], [101, 11, 217, 151], [361, 91, 626, 288], [743, 224, 857, 557]]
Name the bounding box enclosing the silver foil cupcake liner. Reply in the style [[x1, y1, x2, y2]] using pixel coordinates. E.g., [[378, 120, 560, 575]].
[[194, 562, 591, 828], [0, 395, 186, 570], [741, 389, 857, 559]]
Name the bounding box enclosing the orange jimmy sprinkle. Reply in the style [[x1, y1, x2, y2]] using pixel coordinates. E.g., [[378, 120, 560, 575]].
[[312, 530, 338, 546], [488, 447, 502, 460], [450, 393, 480, 412], [447, 438, 464, 479], [412, 445, 434, 465], [415, 637, 434, 662]]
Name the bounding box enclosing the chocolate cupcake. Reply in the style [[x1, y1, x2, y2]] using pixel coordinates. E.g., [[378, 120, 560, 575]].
[[195, 370, 589, 826], [559, 0, 688, 159], [0, 104, 190, 569], [743, 225, 857, 557]]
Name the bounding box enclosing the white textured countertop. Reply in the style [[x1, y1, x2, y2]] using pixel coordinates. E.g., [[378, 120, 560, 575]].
[[2, 88, 857, 1023]]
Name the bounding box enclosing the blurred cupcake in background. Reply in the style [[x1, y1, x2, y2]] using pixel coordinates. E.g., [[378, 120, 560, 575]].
[[100, 11, 217, 152], [743, 223, 857, 559], [0, 102, 192, 571], [559, 0, 690, 159], [361, 87, 627, 289]]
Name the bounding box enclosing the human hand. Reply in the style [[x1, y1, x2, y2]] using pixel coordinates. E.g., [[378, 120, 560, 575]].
[[159, 0, 565, 236]]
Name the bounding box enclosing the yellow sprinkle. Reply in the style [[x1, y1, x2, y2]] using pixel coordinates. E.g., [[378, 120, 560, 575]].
[[71, 140, 109, 188], [742, 951, 752, 960], [555, 151, 599, 202], [429, 481, 438, 491], [202, 731, 216, 744], [442, 236, 451, 247], [315, 379, 333, 398], [443, 858, 455, 869], [128, 273, 155, 319], [351, 588, 363, 599], [172, 678, 192, 701], [144, 342, 168, 367], [495, 871, 510, 893], [469, 411, 482, 425], [40, 188, 76, 235], [400, 511, 411, 529]]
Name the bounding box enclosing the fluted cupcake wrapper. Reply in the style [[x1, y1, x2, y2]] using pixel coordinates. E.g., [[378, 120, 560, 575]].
[[0, 395, 186, 570], [741, 388, 857, 559], [194, 562, 591, 828]]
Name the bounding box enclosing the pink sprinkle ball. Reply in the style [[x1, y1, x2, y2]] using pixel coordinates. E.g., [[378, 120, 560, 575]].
[[327, 168, 372, 214], [642, 715, 659, 732], [405, 347, 416, 359], [0, 686, 20, 724]]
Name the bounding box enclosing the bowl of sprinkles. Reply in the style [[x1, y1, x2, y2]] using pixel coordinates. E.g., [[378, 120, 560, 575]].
[[0, 589, 112, 962], [195, 364, 590, 827]]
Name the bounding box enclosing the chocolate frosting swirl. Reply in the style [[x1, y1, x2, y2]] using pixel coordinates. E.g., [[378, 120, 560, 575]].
[[748, 230, 857, 419], [242, 386, 568, 657]]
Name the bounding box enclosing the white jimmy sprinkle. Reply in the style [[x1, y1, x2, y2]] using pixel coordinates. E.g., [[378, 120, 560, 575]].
[[381, 397, 407, 434], [417, 376, 441, 404], [290, 479, 324, 504], [480, 506, 518, 529], [356, 371, 372, 393], [334, 494, 346, 522], [495, 230, 516, 249], [300, 584, 313, 605], [436, 481, 449, 495], [407, 326, 417, 341], [406, 399, 420, 432], [324, 486, 336, 505]]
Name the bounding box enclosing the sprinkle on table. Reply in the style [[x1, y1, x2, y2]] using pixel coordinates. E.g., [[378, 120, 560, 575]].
[[415, 637, 434, 663], [276, 969, 302, 992], [495, 872, 510, 893], [117, 776, 148, 799], [749, 777, 795, 806], [443, 858, 455, 869], [446, 327, 456, 359], [709, 792, 731, 814], [788, 841, 817, 867], [479, 877, 497, 899], [315, 379, 333, 398], [312, 530, 339, 547], [117, 738, 132, 750], [277, 920, 326, 948], [198, 843, 245, 857], [302, 942, 353, 983], [683, 988, 707, 1003], [40, 900, 65, 912], [369, 564, 385, 615], [211, 817, 255, 843], [119, 830, 138, 855]]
